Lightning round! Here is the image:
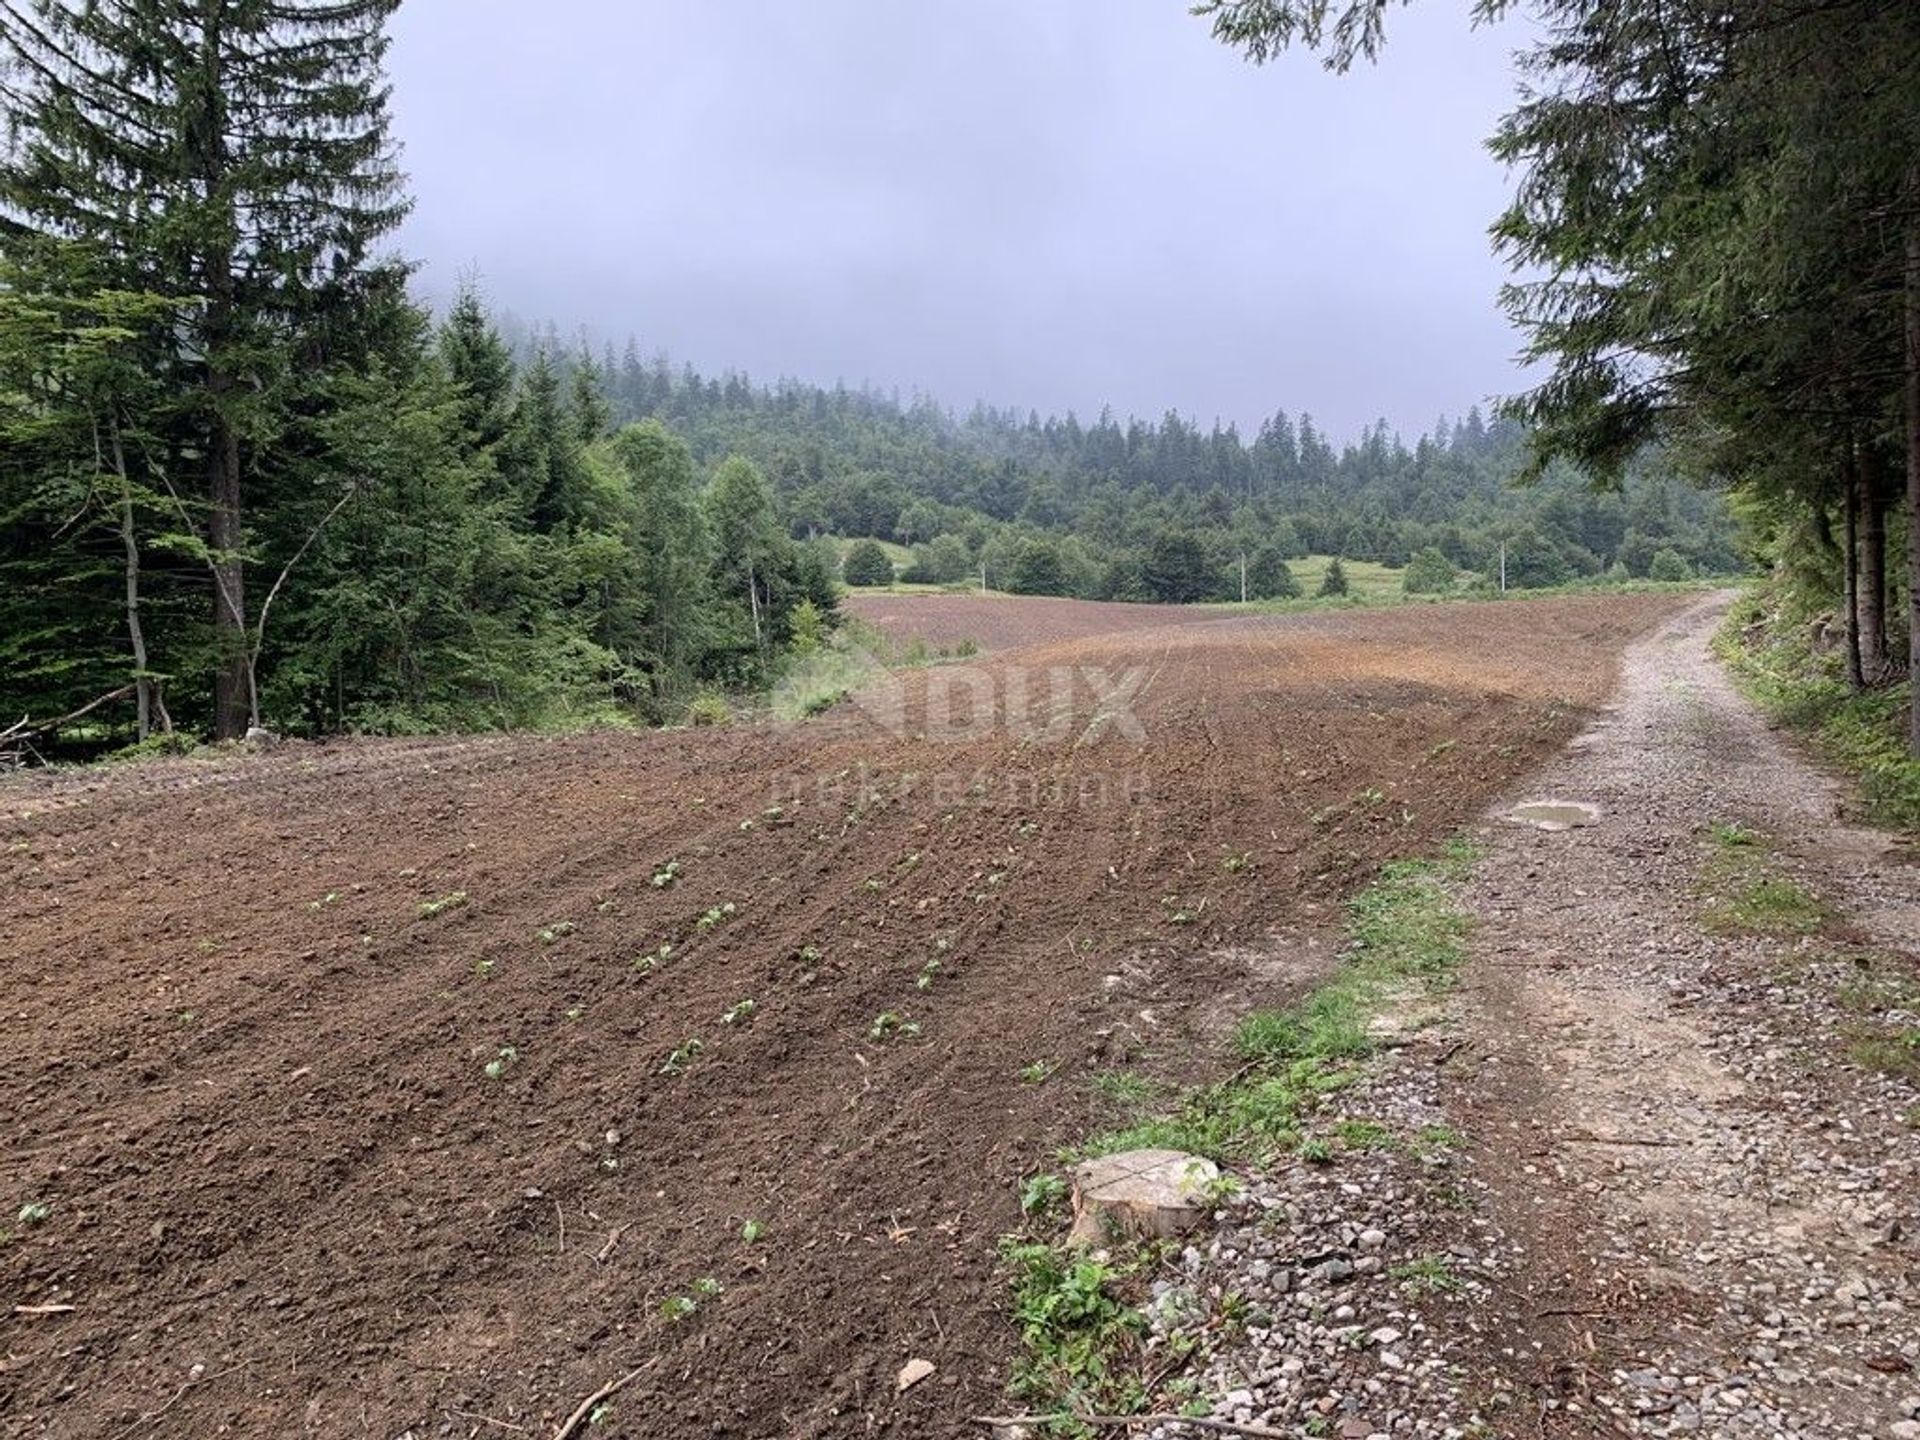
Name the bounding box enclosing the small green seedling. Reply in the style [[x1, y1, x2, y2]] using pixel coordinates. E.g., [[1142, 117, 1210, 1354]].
[[1019, 1059, 1060, 1084], [483, 1046, 518, 1080], [916, 958, 942, 991], [419, 890, 468, 920], [308, 891, 340, 910], [722, 998, 757, 1026], [651, 861, 682, 889], [537, 921, 576, 945], [659, 1038, 705, 1076], [1221, 850, 1252, 874], [868, 1012, 920, 1042], [662, 1276, 723, 1321], [17, 1202, 51, 1226], [696, 902, 738, 932], [741, 1219, 766, 1243]]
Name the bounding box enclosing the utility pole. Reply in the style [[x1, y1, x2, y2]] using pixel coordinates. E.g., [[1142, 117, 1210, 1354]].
[[1499, 542, 1508, 594], [1239, 551, 1248, 603], [980, 559, 988, 595]]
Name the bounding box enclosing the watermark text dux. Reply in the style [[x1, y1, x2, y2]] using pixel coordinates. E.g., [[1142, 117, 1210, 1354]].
[[776, 650, 1152, 743]]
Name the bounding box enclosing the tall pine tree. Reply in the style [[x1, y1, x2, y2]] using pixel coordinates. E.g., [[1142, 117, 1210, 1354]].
[[0, 0, 410, 737]]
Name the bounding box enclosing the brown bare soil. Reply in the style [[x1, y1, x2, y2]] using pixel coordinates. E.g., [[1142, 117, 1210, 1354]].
[[842, 591, 1233, 652], [0, 594, 1686, 1440]]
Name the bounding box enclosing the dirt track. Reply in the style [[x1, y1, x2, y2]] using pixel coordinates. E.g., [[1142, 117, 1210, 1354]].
[[0, 594, 1688, 1439]]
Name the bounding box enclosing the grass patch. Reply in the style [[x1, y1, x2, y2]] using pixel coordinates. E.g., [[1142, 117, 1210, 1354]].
[[1002, 839, 1480, 1431], [1848, 1031, 1920, 1081], [1716, 587, 1920, 835], [1389, 1254, 1463, 1295], [1834, 958, 1920, 1082], [1703, 876, 1828, 936], [1697, 819, 1830, 936], [1075, 838, 1477, 1168]]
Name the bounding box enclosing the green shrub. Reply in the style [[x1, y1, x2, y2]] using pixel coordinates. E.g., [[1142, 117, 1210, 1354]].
[[1317, 556, 1350, 597], [685, 693, 731, 727], [1648, 547, 1694, 581], [842, 539, 895, 587], [1401, 546, 1456, 595]]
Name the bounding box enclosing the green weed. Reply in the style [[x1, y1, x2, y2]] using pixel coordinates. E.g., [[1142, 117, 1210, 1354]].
[[999, 1238, 1147, 1423], [1020, 1173, 1069, 1217], [1390, 1254, 1463, 1295]]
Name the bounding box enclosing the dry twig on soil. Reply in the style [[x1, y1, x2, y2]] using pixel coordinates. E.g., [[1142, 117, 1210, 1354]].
[[551, 1361, 655, 1440]]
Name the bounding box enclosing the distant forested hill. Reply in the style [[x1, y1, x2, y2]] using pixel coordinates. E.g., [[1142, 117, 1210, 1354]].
[[516, 329, 1745, 603]]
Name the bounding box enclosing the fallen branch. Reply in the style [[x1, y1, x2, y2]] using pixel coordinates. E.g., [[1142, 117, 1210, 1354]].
[[974, 1414, 1290, 1438], [551, 1361, 654, 1440], [12, 1303, 77, 1316], [12, 685, 138, 740]]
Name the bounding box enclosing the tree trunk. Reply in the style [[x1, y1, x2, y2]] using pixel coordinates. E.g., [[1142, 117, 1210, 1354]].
[[747, 555, 762, 649], [111, 419, 154, 741], [1844, 451, 1865, 691], [1860, 441, 1891, 683], [195, 6, 248, 740], [1907, 197, 1920, 756], [209, 386, 248, 739]]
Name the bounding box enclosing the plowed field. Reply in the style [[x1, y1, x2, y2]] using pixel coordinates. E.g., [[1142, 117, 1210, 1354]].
[[0, 594, 1686, 1439]]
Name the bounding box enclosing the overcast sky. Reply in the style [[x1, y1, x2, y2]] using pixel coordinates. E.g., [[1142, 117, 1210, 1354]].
[[387, 1, 1530, 443]]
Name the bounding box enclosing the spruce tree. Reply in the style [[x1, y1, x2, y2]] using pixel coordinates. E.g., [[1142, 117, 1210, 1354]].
[[0, 0, 410, 737]]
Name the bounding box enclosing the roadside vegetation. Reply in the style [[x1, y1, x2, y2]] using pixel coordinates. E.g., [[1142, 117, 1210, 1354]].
[[1717, 588, 1920, 834], [995, 839, 1478, 1432]]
